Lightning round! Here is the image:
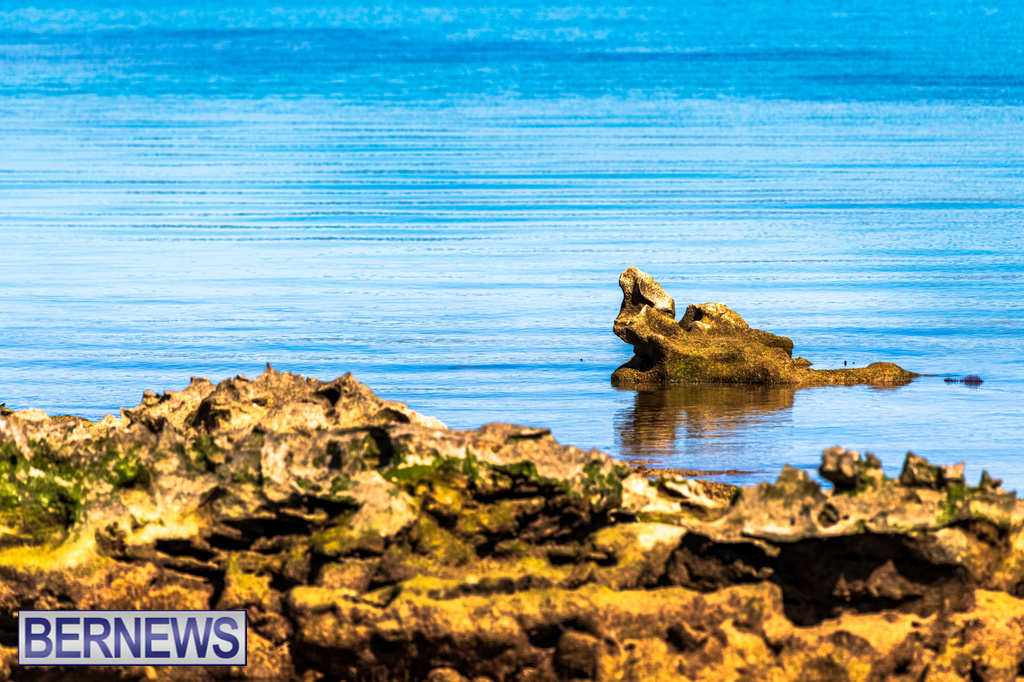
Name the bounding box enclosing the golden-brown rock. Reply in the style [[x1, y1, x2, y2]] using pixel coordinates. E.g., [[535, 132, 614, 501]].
[[2, 370, 1023, 680], [612, 266, 918, 386]]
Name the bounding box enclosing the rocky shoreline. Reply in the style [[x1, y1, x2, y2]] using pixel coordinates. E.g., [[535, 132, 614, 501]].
[[1, 367, 1023, 680]]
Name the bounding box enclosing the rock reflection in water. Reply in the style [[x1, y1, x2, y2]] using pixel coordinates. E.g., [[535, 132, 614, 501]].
[[614, 384, 796, 474]]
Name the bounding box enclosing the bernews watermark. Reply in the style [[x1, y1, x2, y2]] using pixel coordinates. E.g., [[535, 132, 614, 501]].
[[18, 610, 247, 666]]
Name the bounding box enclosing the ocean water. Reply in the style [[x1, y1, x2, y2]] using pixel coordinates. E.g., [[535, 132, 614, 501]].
[[1, 1, 1023, 488]]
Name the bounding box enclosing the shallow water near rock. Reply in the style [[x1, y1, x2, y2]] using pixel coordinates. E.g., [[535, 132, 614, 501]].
[[1, 1, 1023, 488]]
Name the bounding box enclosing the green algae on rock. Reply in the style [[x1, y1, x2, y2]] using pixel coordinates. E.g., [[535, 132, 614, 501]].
[[2, 369, 1024, 680], [612, 266, 918, 386]]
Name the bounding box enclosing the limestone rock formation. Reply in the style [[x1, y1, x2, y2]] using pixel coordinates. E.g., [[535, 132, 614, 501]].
[[612, 266, 918, 386], [2, 370, 1024, 680]]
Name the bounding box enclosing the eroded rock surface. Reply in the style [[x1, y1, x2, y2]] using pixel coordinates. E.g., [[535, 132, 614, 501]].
[[2, 369, 1023, 680], [612, 266, 918, 386]]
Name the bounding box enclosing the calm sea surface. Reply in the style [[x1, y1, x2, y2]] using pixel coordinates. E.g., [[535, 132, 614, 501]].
[[2, 1, 1023, 487]]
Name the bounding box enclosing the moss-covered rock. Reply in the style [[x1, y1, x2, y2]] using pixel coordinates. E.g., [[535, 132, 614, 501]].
[[2, 369, 1024, 680]]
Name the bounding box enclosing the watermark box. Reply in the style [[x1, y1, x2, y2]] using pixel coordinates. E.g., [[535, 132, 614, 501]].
[[19, 610, 247, 666]]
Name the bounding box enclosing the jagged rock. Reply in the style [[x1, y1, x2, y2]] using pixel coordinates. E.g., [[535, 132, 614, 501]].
[[2, 370, 1024, 680], [900, 452, 966, 489], [660, 477, 735, 509], [819, 445, 885, 492], [612, 267, 919, 386], [617, 266, 676, 321]]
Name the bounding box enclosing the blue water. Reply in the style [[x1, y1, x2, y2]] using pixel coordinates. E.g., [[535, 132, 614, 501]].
[[2, 1, 1023, 488]]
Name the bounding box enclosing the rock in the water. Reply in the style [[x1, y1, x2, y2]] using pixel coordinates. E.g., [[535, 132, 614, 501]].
[[1, 370, 1023, 680], [612, 266, 918, 386]]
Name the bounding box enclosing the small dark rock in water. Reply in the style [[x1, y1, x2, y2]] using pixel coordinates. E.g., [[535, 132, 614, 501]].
[[945, 375, 984, 385]]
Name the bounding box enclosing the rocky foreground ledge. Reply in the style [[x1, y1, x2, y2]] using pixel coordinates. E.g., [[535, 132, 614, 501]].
[[2, 369, 1023, 680], [612, 266, 918, 386]]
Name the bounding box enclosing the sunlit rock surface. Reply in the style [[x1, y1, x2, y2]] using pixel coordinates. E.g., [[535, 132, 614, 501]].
[[612, 266, 918, 386], [2, 369, 1023, 680]]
